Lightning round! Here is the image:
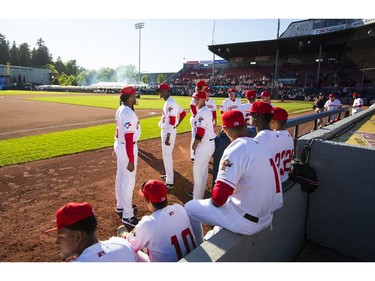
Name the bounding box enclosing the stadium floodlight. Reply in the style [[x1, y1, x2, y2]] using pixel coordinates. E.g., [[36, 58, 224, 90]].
[[135, 22, 145, 84]]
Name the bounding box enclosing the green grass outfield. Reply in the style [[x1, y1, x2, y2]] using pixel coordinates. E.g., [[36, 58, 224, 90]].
[[0, 91, 313, 167]]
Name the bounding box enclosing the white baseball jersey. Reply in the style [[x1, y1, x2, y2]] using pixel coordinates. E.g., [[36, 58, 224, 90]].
[[237, 102, 254, 127], [158, 96, 181, 133], [274, 130, 295, 183], [76, 237, 136, 262], [217, 137, 282, 214], [126, 203, 196, 262], [352, 98, 364, 115], [205, 98, 217, 120], [220, 98, 242, 113], [115, 105, 141, 143], [324, 99, 342, 121], [193, 105, 217, 142]]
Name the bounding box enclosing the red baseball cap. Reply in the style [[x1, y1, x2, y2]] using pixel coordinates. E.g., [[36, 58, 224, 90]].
[[228, 88, 236, 94], [156, 83, 170, 91], [196, 80, 208, 88], [273, 107, 288, 121], [245, 90, 256, 99], [192, 90, 206, 99], [139, 180, 167, 203], [250, 101, 274, 114], [352, 92, 358, 98], [329, 93, 335, 98], [120, 86, 137, 95], [221, 110, 246, 128], [261, 91, 271, 97], [205, 87, 211, 92], [43, 202, 94, 233]]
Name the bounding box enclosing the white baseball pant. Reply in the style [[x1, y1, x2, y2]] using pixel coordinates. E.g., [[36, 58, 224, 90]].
[[161, 128, 176, 185], [114, 140, 138, 219]]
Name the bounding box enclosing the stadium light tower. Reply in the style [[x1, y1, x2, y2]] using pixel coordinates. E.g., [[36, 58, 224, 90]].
[[135, 22, 145, 84]]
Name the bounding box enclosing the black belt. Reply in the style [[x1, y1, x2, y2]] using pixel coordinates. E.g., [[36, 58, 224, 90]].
[[209, 138, 215, 141], [243, 213, 259, 223]]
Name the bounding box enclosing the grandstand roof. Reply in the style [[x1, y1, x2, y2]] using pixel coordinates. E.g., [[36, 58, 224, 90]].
[[208, 22, 375, 60]]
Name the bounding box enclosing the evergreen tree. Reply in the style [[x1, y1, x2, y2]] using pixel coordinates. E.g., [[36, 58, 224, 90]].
[[18, 43, 31, 67], [0, 33, 10, 64], [9, 41, 19, 66]]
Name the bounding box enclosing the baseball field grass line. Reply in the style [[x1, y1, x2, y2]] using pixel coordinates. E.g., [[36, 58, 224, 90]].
[[0, 114, 193, 167]]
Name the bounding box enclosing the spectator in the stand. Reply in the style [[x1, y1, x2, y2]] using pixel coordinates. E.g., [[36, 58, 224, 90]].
[[324, 93, 342, 123], [260, 91, 274, 106], [351, 92, 363, 115], [189, 80, 208, 163], [220, 88, 241, 114]]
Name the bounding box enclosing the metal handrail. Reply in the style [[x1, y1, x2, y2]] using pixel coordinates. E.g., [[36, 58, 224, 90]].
[[286, 106, 351, 139]]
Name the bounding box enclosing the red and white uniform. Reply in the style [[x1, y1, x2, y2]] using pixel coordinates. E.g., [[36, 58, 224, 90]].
[[324, 99, 342, 121], [185, 137, 283, 245], [158, 96, 185, 185], [220, 98, 241, 114], [205, 97, 217, 125], [237, 102, 254, 128], [189, 98, 198, 160], [192, 105, 216, 199], [253, 130, 284, 209], [114, 105, 141, 223], [76, 237, 136, 262], [126, 203, 196, 262], [352, 97, 363, 115], [274, 130, 294, 183]]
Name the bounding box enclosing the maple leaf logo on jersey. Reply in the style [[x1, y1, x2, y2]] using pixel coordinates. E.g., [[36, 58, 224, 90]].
[[97, 250, 105, 257], [168, 106, 173, 112], [220, 159, 233, 171], [124, 122, 132, 129]]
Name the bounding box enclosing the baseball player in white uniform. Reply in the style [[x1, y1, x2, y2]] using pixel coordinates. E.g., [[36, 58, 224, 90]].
[[237, 89, 257, 137], [324, 93, 342, 122], [120, 180, 196, 262], [157, 83, 186, 190], [113, 86, 141, 231], [44, 202, 136, 262], [189, 80, 208, 163], [248, 101, 283, 209], [188, 90, 216, 199], [352, 92, 363, 115], [220, 87, 242, 114], [185, 110, 283, 245], [260, 91, 274, 106], [205, 87, 218, 127], [269, 107, 295, 183]]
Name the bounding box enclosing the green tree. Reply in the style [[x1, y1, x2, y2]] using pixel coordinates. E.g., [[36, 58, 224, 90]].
[[30, 38, 52, 68], [157, 73, 166, 84], [18, 43, 31, 67], [97, 67, 117, 82], [65, 59, 79, 76], [79, 69, 98, 85], [46, 64, 59, 84], [54, 56, 66, 75], [58, 73, 68, 86], [116, 64, 137, 83], [76, 73, 87, 86], [9, 41, 19, 66], [0, 33, 10, 64], [141, 74, 149, 84]]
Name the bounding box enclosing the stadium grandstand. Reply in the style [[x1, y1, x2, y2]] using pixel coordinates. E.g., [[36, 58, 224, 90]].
[[169, 19, 375, 104]]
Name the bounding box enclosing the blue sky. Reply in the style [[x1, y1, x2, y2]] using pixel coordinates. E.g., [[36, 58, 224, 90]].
[[0, 19, 302, 73], [0, 0, 370, 74]]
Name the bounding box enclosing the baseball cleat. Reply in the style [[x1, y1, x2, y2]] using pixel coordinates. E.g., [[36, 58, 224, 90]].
[[186, 191, 193, 197], [116, 209, 123, 219], [122, 216, 139, 232], [160, 175, 167, 180], [166, 183, 174, 190], [117, 225, 128, 238]]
